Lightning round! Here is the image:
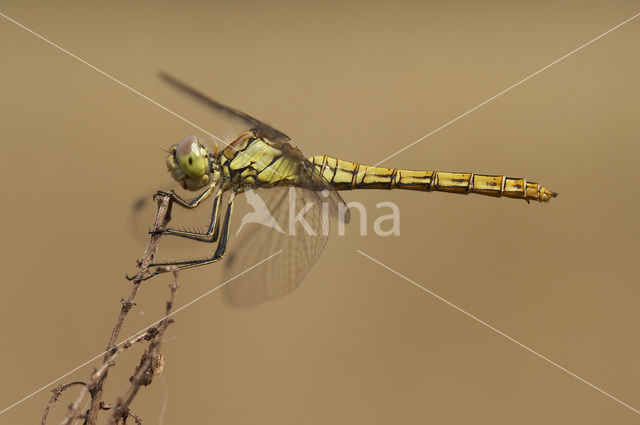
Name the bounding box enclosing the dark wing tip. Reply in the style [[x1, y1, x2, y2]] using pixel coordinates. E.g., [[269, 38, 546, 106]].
[[158, 71, 291, 142]]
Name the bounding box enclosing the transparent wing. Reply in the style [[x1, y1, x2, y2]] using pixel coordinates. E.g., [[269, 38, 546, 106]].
[[159, 72, 290, 141], [298, 158, 351, 224], [222, 185, 345, 307]]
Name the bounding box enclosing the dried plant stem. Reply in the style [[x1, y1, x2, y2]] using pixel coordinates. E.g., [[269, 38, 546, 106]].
[[99, 403, 142, 425], [46, 195, 176, 425], [105, 276, 179, 425], [85, 196, 172, 425], [40, 382, 85, 425]]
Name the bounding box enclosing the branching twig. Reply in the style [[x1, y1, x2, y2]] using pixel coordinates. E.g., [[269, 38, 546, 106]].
[[50, 195, 176, 425], [106, 272, 179, 425], [99, 403, 142, 425], [87, 195, 172, 423], [40, 382, 85, 425]]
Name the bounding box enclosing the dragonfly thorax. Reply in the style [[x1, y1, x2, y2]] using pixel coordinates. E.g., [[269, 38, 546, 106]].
[[166, 135, 221, 191]]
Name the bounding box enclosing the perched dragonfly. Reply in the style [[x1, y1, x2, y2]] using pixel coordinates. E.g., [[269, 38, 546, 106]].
[[131, 73, 556, 305]]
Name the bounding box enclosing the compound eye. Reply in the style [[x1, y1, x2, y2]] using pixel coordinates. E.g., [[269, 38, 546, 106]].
[[175, 136, 207, 179]]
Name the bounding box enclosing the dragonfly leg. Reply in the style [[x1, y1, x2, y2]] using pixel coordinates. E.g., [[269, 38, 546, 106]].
[[154, 184, 215, 209], [148, 192, 236, 272], [151, 190, 223, 242]]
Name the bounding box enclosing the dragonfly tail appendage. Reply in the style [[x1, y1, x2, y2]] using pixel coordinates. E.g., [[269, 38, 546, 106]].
[[310, 155, 557, 203]]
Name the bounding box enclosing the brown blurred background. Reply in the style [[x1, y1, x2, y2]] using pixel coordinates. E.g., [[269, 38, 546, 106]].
[[1, 1, 639, 424]]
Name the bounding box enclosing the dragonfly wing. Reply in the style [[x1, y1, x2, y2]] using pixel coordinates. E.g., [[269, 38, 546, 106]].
[[299, 158, 351, 224], [222, 185, 341, 307], [159, 72, 290, 142], [266, 139, 352, 223]]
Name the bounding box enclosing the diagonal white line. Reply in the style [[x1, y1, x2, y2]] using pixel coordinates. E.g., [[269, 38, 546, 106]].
[[0, 250, 282, 416], [363, 11, 640, 173], [0, 11, 285, 178], [356, 249, 640, 415]]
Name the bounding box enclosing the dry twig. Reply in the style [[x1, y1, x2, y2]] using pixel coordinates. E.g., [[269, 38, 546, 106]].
[[40, 382, 85, 425], [42, 195, 177, 425], [105, 275, 179, 425], [100, 403, 142, 425]]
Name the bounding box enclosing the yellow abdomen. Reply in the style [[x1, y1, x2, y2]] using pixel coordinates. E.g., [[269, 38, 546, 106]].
[[309, 155, 557, 202]]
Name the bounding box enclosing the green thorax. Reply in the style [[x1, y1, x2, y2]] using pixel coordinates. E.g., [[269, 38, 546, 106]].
[[219, 131, 301, 189]]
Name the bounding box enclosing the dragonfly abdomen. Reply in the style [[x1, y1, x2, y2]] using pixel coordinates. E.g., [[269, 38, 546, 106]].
[[309, 155, 556, 202]]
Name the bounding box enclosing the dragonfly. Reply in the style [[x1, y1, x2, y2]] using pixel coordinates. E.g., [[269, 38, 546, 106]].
[[130, 73, 556, 305]]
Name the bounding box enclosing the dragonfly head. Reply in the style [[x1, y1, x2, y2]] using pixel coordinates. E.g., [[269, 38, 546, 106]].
[[166, 135, 220, 191]]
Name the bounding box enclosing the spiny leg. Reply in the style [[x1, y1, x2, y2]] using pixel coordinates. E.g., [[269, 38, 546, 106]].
[[154, 183, 215, 209], [149, 192, 236, 273], [151, 189, 223, 242]]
